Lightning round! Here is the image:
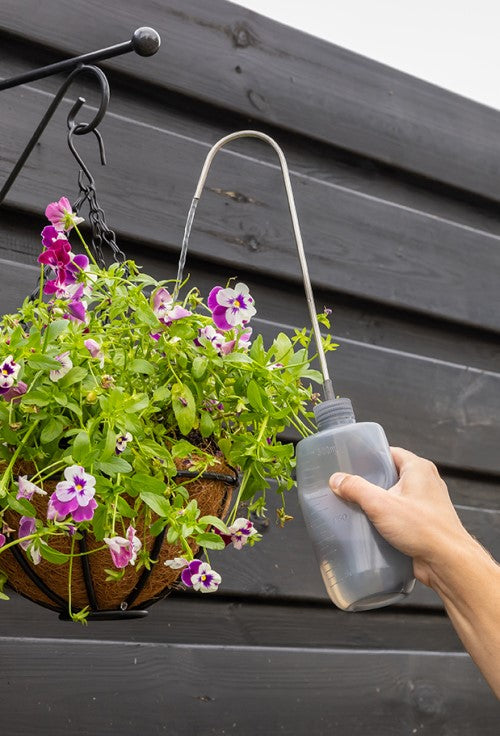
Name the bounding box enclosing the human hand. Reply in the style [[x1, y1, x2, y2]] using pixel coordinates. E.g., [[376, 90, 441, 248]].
[[328, 447, 471, 587]]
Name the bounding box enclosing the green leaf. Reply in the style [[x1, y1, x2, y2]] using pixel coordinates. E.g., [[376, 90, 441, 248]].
[[196, 532, 225, 550], [59, 366, 88, 388], [72, 431, 91, 463], [101, 426, 118, 462], [45, 319, 69, 342], [249, 334, 266, 363], [39, 543, 69, 565], [149, 518, 167, 537], [172, 382, 196, 436], [198, 515, 230, 533], [91, 505, 108, 541], [116, 496, 136, 518], [130, 358, 155, 375], [123, 394, 149, 414], [139, 491, 171, 517], [131, 474, 167, 495], [98, 457, 133, 475], [222, 352, 253, 365], [273, 332, 293, 363], [134, 305, 159, 328], [300, 369, 324, 383], [191, 356, 208, 381], [246, 379, 263, 411], [0, 572, 10, 601], [166, 525, 178, 543], [21, 388, 50, 407], [27, 354, 62, 370], [41, 417, 64, 444], [153, 386, 171, 403], [6, 494, 36, 517], [199, 411, 215, 439]]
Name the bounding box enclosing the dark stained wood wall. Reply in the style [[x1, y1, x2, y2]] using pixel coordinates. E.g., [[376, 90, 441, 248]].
[[0, 0, 499, 732]]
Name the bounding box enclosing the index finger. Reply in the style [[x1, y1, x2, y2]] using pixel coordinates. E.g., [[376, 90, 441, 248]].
[[390, 446, 424, 474]]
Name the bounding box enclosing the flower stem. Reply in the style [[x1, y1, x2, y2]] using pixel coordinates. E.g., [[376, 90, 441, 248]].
[[73, 224, 98, 267], [0, 419, 41, 496], [67, 535, 75, 620]]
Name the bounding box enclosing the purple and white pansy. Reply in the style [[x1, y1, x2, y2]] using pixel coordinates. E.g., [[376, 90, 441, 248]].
[[17, 476, 46, 501], [49, 351, 73, 382], [115, 432, 133, 455], [18, 516, 41, 565], [218, 517, 257, 550], [104, 526, 141, 568], [152, 288, 192, 326], [48, 465, 97, 522], [0, 355, 21, 394], [45, 196, 84, 233], [164, 557, 222, 593], [208, 283, 256, 331]]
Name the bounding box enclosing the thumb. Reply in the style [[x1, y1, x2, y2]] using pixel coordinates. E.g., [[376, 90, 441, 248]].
[[329, 472, 390, 519]]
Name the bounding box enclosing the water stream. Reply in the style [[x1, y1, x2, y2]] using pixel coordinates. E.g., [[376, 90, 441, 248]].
[[173, 196, 199, 301]]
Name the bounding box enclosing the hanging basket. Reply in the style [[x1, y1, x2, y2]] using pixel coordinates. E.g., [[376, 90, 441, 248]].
[[0, 458, 236, 620]]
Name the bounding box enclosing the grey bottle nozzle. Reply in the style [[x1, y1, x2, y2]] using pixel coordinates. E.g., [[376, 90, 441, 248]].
[[314, 398, 355, 430]]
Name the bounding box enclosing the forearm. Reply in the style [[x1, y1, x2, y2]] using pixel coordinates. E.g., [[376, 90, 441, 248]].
[[427, 533, 500, 698]]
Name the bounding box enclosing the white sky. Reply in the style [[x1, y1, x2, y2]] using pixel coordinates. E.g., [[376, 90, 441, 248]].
[[236, 0, 500, 111]]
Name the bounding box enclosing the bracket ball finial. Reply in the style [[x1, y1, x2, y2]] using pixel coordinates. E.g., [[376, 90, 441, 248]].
[[131, 27, 161, 57]]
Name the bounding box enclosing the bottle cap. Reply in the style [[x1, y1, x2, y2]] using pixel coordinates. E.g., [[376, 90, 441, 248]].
[[314, 398, 355, 429]]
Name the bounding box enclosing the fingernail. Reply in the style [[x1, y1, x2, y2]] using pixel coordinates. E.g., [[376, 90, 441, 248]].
[[329, 473, 346, 490]]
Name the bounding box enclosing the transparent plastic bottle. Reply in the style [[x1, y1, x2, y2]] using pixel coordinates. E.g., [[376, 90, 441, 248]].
[[296, 398, 415, 611]]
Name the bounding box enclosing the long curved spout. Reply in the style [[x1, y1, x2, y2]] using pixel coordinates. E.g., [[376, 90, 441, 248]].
[[177, 129, 335, 402]]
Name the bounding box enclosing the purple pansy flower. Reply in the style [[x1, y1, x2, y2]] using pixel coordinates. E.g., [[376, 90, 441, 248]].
[[67, 298, 87, 323], [218, 518, 257, 550], [41, 225, 71, 250], [49, 351, 73, 382], [84, 338, 104, 367], [1, 380, 27, 403], [115, 432, 132, 455], [17, 475, 47, 501], [0, 533, 6, 548], [208, 283, 256, 331], [220, 326, 253, 355], [104, 526, 141, 568], [181, 559, 221, 593], [0, 355, 21, 394], [18, 516, 41, 565], [38, 239, 72, 282], [49, 465, 97, 522], [18, 516, 36, 550], [45, 196, 84, 232], [152, 288, 192, 326], [196, 325, 226, 352]]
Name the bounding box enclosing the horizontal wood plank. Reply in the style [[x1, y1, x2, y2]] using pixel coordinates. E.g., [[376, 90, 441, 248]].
[[3, 0, 500, 203], [0, 637, 497, 735], [0, 592, 462, 651], [2, 86, 500, 332]]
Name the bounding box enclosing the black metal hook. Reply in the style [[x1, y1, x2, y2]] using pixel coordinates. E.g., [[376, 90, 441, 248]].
[[67, 123, 107, 189], [0, 64, 110, 206]]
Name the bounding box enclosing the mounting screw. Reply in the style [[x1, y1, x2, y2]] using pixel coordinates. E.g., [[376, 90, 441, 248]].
[[132, 27, 161, 57]]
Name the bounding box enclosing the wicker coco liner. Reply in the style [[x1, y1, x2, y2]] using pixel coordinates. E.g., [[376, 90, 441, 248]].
[[0, 457, 236, 615]]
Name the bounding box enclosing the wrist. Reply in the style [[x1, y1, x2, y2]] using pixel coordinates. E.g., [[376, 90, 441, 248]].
[[426, 530, 497, 597]]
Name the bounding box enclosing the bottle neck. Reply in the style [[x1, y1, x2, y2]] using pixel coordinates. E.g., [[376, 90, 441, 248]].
[[314, 398, 356, 430]]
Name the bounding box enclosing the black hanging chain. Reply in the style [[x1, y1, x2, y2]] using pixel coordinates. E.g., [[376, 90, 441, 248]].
[[72, 169, 127, 269]]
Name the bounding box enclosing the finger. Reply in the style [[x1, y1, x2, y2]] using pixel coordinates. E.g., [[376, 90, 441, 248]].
[[329, 472, 391, 519], [390, 446, 420, 473]]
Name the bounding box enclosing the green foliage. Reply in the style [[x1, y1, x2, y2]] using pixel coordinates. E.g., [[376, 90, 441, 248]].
[[0, 229, 337, 615]]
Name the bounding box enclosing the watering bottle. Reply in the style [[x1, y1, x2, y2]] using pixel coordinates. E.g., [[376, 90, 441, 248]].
[[296, 397, 415, 611], [179, 129, 416, 612]]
